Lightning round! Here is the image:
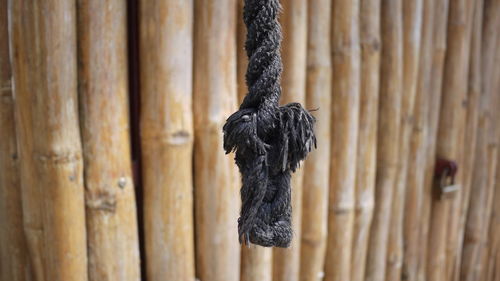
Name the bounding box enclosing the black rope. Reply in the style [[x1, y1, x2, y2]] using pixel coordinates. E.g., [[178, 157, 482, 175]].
[[223, 0, 316, 248]]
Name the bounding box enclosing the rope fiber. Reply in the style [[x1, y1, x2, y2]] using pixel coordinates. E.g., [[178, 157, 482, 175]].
[[223, 0, 316, 247]]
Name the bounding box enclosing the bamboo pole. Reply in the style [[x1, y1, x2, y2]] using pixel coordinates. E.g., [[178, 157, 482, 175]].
[[402, 0, 434, 280], [416, 1, 449, 279], [77, 0, 140, 280], [323, 0, 360, 280], [299, 0, 332, 280], [448, 1, 484, 280], [460, 0, 500, 279], [363, 0, 402, 280], [236, 1, 272, 280], [273, 1, 307, 281], [9, 1, 88, 280], [0, 0, 30, 279], [350, 1, 380, 281], [193, 0, 240, 280], [140, 1, 196, 280], [437, 0, 477, 279], [483, 66, 500, 281], [385, 0, 422, 280], [426, 0, 473, 279], [241, 246, 272, 281]]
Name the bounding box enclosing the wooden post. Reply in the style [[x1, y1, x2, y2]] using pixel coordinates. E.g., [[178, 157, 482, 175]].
[[385, 0, 423, 280], [140, 1, 196, 280], [0, 0, 30, 279], [364, 0, 403, 280], [9, 1, 88, 280], [402, 0, 434, 280], [461, 1, 500, 277], [300, 0, 332, 280], [77, 0, 141, 280], [449, 1, 484, 280], [351, 1, 380, 281], [193, 0, 240, 280], [417, 0, 449, 279], [323, 0, 360, 280], [273, 1, 307, 281], [236, 1, 272, 280]]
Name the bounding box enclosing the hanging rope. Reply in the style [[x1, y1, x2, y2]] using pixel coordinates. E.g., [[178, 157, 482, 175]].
[[223, 0, 316, 247]]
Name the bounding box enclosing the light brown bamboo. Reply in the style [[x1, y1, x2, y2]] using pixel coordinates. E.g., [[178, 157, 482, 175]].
[[460, 0, 500, 279], [385, 0, 422, 280], [483, 69, 500, 281], [448, 1, 484, 280], [350, 1, 380, 281], [416, 1, 450, 279], [0, 0, 30, 279], [364, 0, 402, 280], [402, 0, 434, 280], [193, 0, 240, 280], [485, 130, 500, 281], [436, 0, 477, 279], [299, 0, 332, 280], [241, 246, 272, 281], [426, 0, 473, 279], [323, 0, 360, 280], [273, 1, 307, 281], [77, 0, 140, 280], [9, 1, 88, 280], [236, 1, 273, 280], [140, 1, 196, 280]]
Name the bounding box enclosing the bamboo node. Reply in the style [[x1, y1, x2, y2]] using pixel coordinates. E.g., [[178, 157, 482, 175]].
[[86, 190, 117, 212], [36, 151, 82, 165], [360, 38, 381, 53]]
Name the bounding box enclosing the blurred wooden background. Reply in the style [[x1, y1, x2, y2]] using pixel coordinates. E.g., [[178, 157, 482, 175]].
[[0, 0, 499, 281]]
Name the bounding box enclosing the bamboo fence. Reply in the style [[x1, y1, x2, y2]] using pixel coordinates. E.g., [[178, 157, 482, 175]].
[[0, 0, 499, 281]]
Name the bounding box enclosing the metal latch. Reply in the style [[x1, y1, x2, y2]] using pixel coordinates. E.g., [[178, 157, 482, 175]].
[[434, 158, 460, 199]]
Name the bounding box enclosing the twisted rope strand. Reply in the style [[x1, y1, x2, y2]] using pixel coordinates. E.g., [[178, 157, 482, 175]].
[[223, 0, 316, 247]]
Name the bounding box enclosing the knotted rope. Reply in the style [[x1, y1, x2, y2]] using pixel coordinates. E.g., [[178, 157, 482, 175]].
[[223, 0, 316, 247]]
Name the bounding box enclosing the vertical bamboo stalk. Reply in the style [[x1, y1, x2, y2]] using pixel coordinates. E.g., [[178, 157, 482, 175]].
[[385, 0, 423, 280], [364, 0, 403, 280], [350, 1, 380, 281], [483, 66, 500, 281], [273, 1, 307, 281], [417, 1, 450, 279], [0, 0, 30, 279], [448, 1, 484, 280], [426, 0, 473, 279], [299, 0, 332, 280], [461, 2, 500, 276], [77, 0, 140, 280], [9, 1, 88, 280], [237, 1, 272, 280], [193, 0, 240, 280], [437, 0, 477, 279], [323, 0, 360, 280], [402, 0, 434, 279], [241, 246, 272, 281], [140, 1, 196, 280]]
